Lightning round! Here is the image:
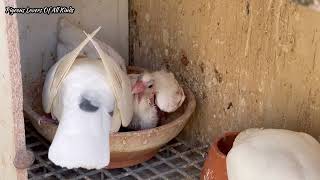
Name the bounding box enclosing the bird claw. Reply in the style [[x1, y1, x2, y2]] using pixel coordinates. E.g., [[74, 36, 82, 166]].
[[38, 115, 59, 125]]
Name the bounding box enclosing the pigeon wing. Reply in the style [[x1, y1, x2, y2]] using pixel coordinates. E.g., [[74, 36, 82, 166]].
[[84, 32, 134, 131]]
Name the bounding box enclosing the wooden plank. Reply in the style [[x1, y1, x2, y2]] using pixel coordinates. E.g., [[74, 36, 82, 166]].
[[0, 0, 27, 179]]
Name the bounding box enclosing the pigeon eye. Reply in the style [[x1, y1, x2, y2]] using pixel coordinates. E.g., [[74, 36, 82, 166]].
[[79, 97, 99, 112], [147, 80, 154, 88]]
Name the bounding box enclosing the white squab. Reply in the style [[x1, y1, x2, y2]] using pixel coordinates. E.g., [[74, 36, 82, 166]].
[[128, 70, 185, 130]]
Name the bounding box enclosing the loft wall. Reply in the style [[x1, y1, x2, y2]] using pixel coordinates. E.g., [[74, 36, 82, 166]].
[[130, 0, 320, 144]]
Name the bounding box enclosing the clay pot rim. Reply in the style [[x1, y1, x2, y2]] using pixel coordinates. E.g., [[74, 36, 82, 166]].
[[213, 131, 240, 158]]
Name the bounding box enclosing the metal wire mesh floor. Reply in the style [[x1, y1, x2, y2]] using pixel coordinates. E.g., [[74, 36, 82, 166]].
[[25, 121, 208, 180]]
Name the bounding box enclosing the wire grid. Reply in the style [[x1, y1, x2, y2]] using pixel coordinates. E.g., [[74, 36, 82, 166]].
[[25, 121, 208, 180]]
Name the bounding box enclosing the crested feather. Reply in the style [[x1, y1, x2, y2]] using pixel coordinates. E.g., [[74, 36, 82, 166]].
[[84, 32, 133, 131], [42, 27, 101, 114], [57, 18, 126, 71], [42, 62, 58, 113]]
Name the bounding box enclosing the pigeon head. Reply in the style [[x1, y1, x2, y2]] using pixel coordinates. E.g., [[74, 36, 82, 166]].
[[132, 72, 155, 94], [131, 72, 156, 103], [131, 70, 185, 113]]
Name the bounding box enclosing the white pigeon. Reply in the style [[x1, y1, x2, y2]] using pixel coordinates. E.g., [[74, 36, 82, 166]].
[[127, 74, 158, 130], [227, 128, 320, 180], [46, 58, 114, 169], [42, 28, 133, 169], [57, 17, 126, 71], [127, 70, 185, 130]]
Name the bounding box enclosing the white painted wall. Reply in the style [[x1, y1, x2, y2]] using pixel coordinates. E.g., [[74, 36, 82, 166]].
[[16, 0, 128, 86]]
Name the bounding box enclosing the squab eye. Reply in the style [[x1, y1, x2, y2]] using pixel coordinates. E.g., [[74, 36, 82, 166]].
[[147, 80, 154, 88]]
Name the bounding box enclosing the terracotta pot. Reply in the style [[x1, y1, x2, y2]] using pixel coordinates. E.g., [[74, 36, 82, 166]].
[[24, 66, 196, 169], [200, 132, 239, 180]]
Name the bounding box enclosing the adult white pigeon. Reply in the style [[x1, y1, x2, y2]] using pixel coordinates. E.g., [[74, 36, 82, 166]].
[[127, 70, 185, 130], [227, 128, 320, 180], [42, 28, 133, 169], [57, 17, 126, 71]]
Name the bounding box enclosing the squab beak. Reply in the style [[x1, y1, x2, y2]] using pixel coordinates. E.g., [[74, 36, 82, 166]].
[[132, 80, 146, 94]]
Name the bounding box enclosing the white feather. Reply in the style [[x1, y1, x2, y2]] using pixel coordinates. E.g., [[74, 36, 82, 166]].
[[153, 70, 185, 112], [227, 128, 320, 180], [84, 32, 133, 131], [42, 27, 101, 114], [127, 70, 185, 130], [57, 17, 126, 71], [48, 58, 114, 169], [128, 74, 158, 130], [43, 27, 128, 169]]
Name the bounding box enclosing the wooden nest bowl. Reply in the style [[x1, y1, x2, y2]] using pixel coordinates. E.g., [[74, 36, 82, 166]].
[[24, 66, 196, 169]]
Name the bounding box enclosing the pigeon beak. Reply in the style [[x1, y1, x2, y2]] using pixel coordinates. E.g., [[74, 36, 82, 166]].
[[132, 80, 146, 94]]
